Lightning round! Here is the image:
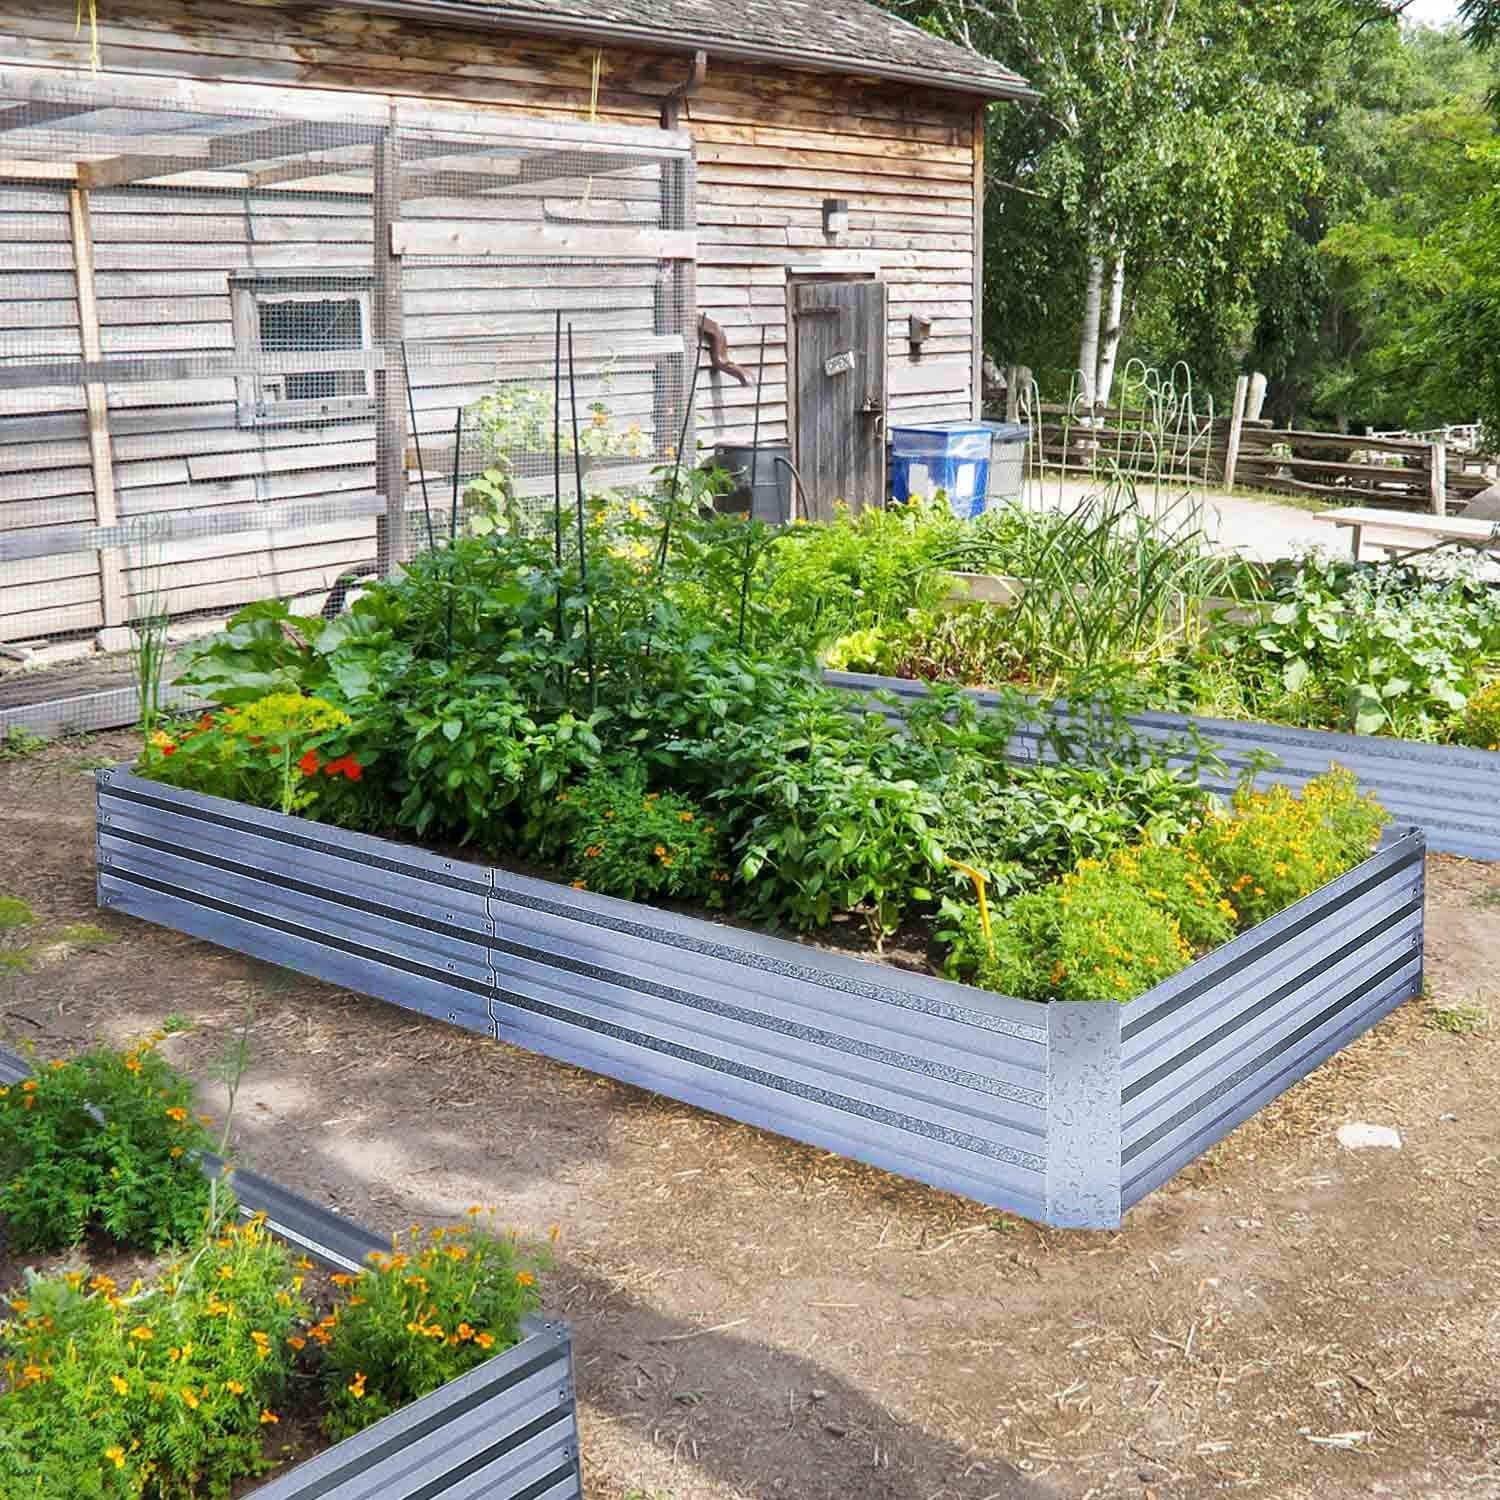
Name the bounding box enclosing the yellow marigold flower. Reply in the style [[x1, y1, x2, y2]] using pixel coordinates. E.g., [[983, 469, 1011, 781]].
[[678, 811, 694, 823], [348, 1371, 367, 1400], [164, 1106, 188, 1123], [474, 1331, 495, 1349], [260, 1409, 279, 1425], [105, 1446, 126, 1469], [225, 1379, 245, 1395], [466, 1205, 484, 1217], [20, 1080, 36, 1093], [653, 844, 667, 857], [169, 1146, 184, 1158], [218, 1265, 234, 1280], [515, 1271, 536, 1288], [110, 1374, 129, 1395], [294, 1256, 314, 1271], [123, 1054, 142, 1073], [129, 1326, 153, 1342], [330, 1272, 357, 1288], [180, 1388, 199, 1410]]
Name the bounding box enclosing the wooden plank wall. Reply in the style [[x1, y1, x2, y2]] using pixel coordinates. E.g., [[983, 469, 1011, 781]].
[[0, 0, 983, 641]]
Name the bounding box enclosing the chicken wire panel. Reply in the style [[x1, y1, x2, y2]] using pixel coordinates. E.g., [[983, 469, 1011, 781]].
[[0, 65, 695, 730]]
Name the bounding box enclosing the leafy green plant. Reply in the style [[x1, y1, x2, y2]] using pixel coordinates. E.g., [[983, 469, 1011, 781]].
[[0, 1041, 215, 1253], [559, 766, 728, 905], [1219, 554, 1500, 737], [320, 1216, 545, 1441], [0, 1215, 304, 1500]]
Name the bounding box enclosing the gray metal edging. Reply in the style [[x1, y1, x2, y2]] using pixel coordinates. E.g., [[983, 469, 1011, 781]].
[[0, 1044, 581, 1500], [826, 669, 1500, 862], [93, 770, 1424, 1229]]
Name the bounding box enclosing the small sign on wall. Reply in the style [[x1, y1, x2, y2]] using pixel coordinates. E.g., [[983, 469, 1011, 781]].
[[824, 350, 856, 377]]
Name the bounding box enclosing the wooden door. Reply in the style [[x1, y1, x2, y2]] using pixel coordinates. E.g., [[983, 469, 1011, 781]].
[[791, 279, 887, 519]]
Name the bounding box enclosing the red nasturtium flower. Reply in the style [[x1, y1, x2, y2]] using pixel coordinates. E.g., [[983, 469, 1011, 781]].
[[297, 749, 322, 777], [322, 755, 363, 782]]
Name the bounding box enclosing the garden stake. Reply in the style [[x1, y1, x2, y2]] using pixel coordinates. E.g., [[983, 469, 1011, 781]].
[[552, 309, 565, 651], [736, 321, 768, 648], [402, 338, 436, 553], [653, 312, 709, 581], [946, 858, 995, 962], [567, 324, 596, 707], [445, 405, 463, 663]]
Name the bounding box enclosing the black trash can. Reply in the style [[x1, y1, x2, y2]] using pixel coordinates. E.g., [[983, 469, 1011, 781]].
[[713, 442, 794, 524]]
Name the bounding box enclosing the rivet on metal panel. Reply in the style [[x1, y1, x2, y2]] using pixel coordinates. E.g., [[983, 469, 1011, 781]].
[[446, 961, 455, 971], [101, 813, 111, 824], [447, 1011, 457, 1022], [444, 912, 454, 921], [102, 895, 115, 907], [443, 861, 452, 871], [99, 854, 111, 867]]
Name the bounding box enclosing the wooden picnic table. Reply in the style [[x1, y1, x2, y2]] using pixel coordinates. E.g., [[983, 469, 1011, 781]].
[[1315, 507, 1500, 561]]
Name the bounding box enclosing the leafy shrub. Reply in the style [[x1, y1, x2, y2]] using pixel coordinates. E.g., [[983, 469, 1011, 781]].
[[320, 1217, 544, 1441], [1458, 678, 1500, 750], [1191, 767, 1387, 927], [1219, 555, 1500, 737], [0, 1215, 304, 1500], [558, 767, 728, 905], [0, 1042, 214, 1253]]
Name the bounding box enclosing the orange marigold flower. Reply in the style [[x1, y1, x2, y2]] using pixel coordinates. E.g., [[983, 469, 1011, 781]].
[[330, 1272, 357, 1288], [123, 1054, 142, 1072], [474, 1331, 495, 1350], [259, 1409, 279, 1425], [164, 1106, 188, 1123], [129, 1326, 153, 1342], [287, 1335, 306, 1351], [20, 1081, 35, 1093], [515, 1271, 536, 1288], [348, 1371, 367, 1400]]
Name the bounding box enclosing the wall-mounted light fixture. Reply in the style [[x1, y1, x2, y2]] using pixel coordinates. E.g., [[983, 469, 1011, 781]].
[[822, 198, 849, 240], [907, 313, 933, 347]]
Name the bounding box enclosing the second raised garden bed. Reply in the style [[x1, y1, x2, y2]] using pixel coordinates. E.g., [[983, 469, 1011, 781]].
[[95, 768, 1425, 1230]]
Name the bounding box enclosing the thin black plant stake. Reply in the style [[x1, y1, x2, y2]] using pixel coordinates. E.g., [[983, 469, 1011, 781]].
[[567, 324, 595, 708], [552, 309, 565, 648], [445, 404, 463, 663], [402, 338, 436, 553], [736, 321, 769, 648], [653, 312, 708, 580]]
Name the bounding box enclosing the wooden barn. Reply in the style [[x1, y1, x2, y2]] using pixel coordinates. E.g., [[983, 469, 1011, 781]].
[[0, 0, 1028, 659]]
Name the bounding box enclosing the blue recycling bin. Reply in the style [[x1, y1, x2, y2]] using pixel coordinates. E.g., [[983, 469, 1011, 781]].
[[889, 421, 995, 517]]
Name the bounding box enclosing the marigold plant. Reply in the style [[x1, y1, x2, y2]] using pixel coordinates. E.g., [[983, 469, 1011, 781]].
[[320, 1215, 545, 1441], [1191, 767, 1387, 928], [0, 1215, 305, 1500], [0, 1042, 214, 1253], [557, 766, 728, 907], [1458, 679, 1500, 751]]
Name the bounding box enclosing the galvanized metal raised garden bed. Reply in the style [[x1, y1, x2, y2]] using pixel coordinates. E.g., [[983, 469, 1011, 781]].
[[0, 1044, 582, 1500], [95, 768, 1425, 1229], [828, 669, 1500, 863]]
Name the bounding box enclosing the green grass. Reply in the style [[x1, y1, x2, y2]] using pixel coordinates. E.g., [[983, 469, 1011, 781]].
[[0, 726, 47, 761], [160, 1013, 194, 1035], [1426, 999, 1489, 1035]]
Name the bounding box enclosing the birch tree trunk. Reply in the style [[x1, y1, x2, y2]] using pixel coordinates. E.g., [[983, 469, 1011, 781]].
[[1076, 254, 1104, 410], [1094, 251, 1127, 408]]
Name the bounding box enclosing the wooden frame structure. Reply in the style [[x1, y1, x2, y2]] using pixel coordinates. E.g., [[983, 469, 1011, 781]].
[[0, 62, 696, 634]]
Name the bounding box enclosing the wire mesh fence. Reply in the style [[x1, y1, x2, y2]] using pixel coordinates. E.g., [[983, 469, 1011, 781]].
[[0, 64, 696, 728]]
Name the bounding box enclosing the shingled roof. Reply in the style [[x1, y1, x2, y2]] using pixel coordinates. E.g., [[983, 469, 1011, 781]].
[[364, 0, 1031, 99]]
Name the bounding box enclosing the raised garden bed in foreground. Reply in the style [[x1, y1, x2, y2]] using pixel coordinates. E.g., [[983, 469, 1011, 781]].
[[828, 669, 1500, 863], [0, 1044, 582, 1500], [95, 768, 1426, 1230]]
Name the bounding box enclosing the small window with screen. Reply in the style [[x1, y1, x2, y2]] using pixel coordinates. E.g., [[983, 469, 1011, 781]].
[[229, 274, 376, 426]]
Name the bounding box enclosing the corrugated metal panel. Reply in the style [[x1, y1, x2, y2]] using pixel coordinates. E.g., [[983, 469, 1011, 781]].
[[487, 867, 1050, 1217], [1117, 831, 1425, 1208], [0, 1042, 583, 1500], [825, 670, 1500, 862], [97, 774, 495, 1035]]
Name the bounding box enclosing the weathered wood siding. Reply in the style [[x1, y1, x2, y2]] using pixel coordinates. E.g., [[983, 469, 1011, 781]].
[[0, 0, 982, 639]]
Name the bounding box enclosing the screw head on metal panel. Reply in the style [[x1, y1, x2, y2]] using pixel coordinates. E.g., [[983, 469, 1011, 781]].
[[446, 1011, 457, 1022], [444, 912, 454, 921]]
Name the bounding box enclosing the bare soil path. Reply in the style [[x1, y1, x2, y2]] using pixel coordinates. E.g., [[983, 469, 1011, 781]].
[[2, 735, 1497, 1500]]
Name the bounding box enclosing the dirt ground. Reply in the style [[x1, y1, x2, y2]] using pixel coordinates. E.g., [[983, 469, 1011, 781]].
[[2, 733, 1497, 1500]]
